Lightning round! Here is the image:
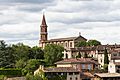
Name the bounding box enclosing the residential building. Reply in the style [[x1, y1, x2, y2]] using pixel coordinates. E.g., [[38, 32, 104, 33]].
[[34, 58, 99, 80], [34, 65, 81, 80], [55, 58, 99, 71], [108, 49, 120, 73], [55, 58, 99, 80]]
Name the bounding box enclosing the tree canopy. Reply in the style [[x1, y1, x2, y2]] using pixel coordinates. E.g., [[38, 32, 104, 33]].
[[0, 40, 15, 68], [75, 41, 87, 47], [44, 44, 64, 66], [104, 48, 109, 64], [87, 40, 101, 46], [75, 40, 101, 47]]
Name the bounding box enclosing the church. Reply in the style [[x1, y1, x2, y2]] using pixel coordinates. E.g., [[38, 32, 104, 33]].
[[39, 14, 87, 58]]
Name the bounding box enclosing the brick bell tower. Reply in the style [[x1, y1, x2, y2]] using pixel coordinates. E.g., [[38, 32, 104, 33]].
[[39, 14, 48, 47]]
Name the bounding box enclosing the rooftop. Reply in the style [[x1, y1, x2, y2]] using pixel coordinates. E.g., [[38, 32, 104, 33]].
[[55, 58, 99, 65], [95, 73, 120, 78], [47, 35, 87, 42], [44, 67, 80, 72]]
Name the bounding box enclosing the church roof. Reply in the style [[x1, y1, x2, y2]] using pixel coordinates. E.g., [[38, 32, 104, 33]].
[[47, 35, 87, 42]]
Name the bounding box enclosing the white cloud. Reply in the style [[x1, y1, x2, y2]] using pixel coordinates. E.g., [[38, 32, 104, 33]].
[[0, 0, 120, 46]]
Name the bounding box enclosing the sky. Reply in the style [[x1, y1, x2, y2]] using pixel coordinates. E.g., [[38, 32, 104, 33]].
[[0, 0, 120, 46]]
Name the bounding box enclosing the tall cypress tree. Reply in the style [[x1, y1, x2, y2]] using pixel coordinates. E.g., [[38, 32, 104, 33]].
[[104, 48, 109, 64], [103, 48, 109, 71]]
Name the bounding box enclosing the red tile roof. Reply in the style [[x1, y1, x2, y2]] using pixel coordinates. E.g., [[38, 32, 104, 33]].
[[114, 62, 120, 65], [81, 72, 94, 78], [44, 67, 80, 72], [46, 35, 87, 42], [55, 58, 99, 65]]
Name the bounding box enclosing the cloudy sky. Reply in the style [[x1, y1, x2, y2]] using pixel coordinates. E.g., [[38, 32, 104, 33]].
[[0, 0, 120, 46]]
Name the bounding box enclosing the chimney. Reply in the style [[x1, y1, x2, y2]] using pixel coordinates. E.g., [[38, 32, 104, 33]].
[[39, 65, 44, 70]]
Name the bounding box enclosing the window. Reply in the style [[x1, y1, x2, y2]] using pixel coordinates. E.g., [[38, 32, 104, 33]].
[[101, 59, 102, 63], [113, 53, 117, 56], [81, 64, 85, 69], [69, 72, 73, 75], [65, 53, 68, 59], [74, 72, 79, 75], [70, 42, 72, 47], [117, 66, 120, 68], [110, 65, 112, 68], [70, 77, 72, 80], [101, 54, 102, 57], [119, 53, 120, 56], [88, 64, 92, 70], [66, 43, 67, 47], [75, 77, 78, 80]]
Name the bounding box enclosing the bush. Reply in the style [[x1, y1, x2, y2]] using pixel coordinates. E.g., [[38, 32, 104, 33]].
[[0, 75, 7, 80], [0, 69, 22, 76], [26, 73, 43, 80]]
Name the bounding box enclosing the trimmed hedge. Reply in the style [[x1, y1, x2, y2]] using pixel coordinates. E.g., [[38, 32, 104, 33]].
[[0, 69, 22, 76]]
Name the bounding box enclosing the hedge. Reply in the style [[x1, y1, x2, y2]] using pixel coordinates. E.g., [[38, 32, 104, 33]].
[[0, 69, 22, 76]]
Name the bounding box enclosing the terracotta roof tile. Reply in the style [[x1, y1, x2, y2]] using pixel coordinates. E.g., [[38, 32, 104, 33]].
[[95, 73, 120, 77], [44, 67, 80, 72], [47, 35, 87, 42], [114, 62, 120, 65], [55, 58, 99, 65]]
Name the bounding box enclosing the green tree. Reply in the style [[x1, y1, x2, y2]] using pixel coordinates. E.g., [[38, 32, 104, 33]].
[[24, 59, 41, 73], [26, 72, 43, 80], [104, 48, 109, 71], [87, 40, 101, 46], [29, 46, 44, 59], [0, 40, 15, 68], [15, 59, 26, 69], [12, 43, 31, 61], [44, 44, 64, 66], [75, 41, 87, 47], [104, 48, 109, 64]]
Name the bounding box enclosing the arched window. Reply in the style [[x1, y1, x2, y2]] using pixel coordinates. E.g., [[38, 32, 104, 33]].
[[75, 77, 78, 80], [66, 53, 68, 59]]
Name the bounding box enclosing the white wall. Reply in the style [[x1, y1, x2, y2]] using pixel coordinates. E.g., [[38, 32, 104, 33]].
[[57, 64, 72, 67], [115, 60, 120, 62], [108, 62, 116, 73]]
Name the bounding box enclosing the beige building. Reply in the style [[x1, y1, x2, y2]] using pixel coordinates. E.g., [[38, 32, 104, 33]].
[[34, 58, 98, 80], [34, 65, 81, 80]]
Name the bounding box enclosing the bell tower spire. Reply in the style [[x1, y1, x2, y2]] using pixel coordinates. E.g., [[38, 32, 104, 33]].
[[39, 14, 48, 47]]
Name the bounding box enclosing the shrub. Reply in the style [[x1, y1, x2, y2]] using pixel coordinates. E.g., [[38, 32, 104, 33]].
[[0, 69, 22, 76]]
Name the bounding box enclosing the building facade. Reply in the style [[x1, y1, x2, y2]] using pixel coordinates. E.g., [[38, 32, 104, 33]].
[[34, 58, 98, 80], [108, 49, 120, 73]]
